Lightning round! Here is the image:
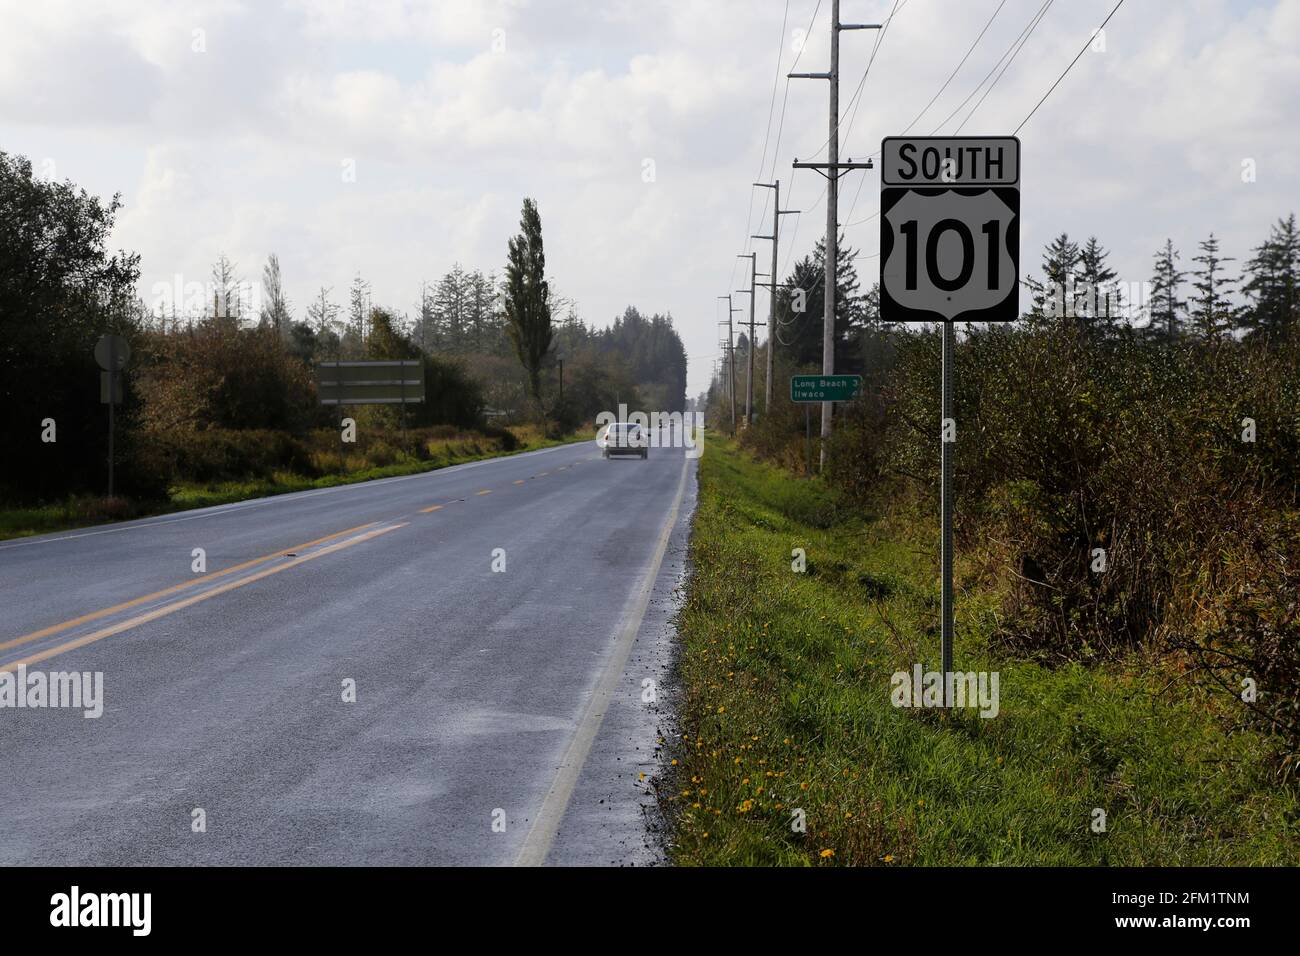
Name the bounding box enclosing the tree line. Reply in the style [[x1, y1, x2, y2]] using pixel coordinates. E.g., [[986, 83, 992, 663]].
[[707, 213, 1300, 414], [0, 151, 688, 505]]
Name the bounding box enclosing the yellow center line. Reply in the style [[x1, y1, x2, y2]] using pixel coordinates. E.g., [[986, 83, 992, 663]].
[[476, 489, 492, 496], [512, 480, 525, 485], [0, 522, 377, 656], [419, 504, 444, 513], [535, 472, 549, 477], [1, 523, 407, 673]]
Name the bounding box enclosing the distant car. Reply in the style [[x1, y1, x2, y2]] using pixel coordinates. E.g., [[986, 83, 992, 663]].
[[600, 422, 648, 459]]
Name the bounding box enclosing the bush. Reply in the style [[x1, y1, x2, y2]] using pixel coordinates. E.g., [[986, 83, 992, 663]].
[[157, 428, 316, 484], [743, 322, 1300, 772]]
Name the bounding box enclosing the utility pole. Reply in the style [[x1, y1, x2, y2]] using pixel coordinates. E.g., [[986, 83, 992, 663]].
[[752, 180, 799, 415], [717, 295, 740, 432], [735, 253, 764, 428], [790, 1, 878, 469]]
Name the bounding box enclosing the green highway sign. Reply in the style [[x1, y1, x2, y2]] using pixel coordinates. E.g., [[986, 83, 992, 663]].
[[316, 360, 425, 405], [790, 374, 862, 403]]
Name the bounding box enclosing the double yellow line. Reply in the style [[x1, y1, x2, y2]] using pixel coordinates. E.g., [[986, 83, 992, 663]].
[[0, 521, 404, 673]]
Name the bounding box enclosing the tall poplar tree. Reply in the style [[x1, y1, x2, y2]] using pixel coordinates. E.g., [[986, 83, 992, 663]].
[[503, 197, 553, 419]]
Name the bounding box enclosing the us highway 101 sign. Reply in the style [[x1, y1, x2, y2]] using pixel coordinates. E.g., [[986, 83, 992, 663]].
[[879, 136, 1020, 323]]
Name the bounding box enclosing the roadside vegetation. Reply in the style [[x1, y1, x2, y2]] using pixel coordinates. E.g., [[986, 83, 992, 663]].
[[672, 220, 1300, 865], [0, 423, 586, 542], [667, 441, 1298, 865]]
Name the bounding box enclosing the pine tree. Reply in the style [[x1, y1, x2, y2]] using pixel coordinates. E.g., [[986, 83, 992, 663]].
[[435, 264, 469, 352], [776, 233, 865, 370], [1189, 233, 1238, 343], [1146, 239, 1187, 344], [1026, 233, 1081, 326], [1242, 213, 1299, 343], [1077, 236, 1121, 332], [467, 269, 496, 353]]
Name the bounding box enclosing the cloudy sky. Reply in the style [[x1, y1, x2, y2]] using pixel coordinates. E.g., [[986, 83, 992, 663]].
[[2, 0, 1297, 396]]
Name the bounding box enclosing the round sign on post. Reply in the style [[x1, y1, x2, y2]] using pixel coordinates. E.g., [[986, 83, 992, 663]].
[[95, 334, 131, 371], [94, 334, 130, 499]]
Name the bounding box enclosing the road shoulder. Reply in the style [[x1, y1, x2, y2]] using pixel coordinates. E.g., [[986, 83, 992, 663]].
[[542, 457, 698, 866]]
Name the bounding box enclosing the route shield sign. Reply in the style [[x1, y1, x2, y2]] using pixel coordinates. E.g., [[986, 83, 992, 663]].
[[790, 374, 862, 403], [880, 136, 1020, 323]]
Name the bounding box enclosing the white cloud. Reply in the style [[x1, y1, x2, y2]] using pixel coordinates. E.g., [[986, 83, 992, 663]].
[[0, 0, 1296, 396]]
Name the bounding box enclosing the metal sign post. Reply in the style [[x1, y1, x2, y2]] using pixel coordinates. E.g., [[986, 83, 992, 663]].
[[879, 135, 1021, 708], [94, 334, 130, 498], [805, 405, 812, 476], [791, 375, 862, 475], [317, 360, 425, 460], [940, 321, 954, 706]]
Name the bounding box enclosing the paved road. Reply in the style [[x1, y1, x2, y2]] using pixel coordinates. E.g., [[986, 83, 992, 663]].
[[0, 437, 697, 865]]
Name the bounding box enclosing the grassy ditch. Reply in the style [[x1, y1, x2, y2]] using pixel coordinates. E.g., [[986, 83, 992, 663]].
[[666, 440, 1298, 865]]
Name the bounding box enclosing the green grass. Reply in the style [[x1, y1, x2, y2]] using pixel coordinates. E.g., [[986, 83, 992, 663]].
[[666, 440, 1299, 866], [0, 428, 589, 542]]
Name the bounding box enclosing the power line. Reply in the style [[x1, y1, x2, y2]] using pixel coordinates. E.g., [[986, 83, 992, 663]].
[[896, 0, 1009, 136], [841, 0, 1051, 228], [926, 0, 1054, 135], [775, 0, 901, 291], [798, 0, 907, 162], [954, 0, 1056, 133], [734, 0, 797, 293], [1016, 0, 1128, 134]]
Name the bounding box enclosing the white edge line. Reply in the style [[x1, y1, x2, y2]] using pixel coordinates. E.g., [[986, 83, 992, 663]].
[[513, 455, 692, 867]]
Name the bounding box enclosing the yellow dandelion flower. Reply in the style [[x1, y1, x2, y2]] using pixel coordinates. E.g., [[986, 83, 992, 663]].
[[819, 849, 835, 858]]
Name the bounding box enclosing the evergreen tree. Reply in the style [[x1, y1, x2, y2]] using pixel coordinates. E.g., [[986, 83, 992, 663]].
[[1025, 232, 1081, 326], [1077, 236, 1121, 332], [1189, 233, 1238, 343], [467, 269, 497, 353], [774, 232, 865, 371], [435, 264, 469, 352], [1146, 238, 1187, 344], [1242, 213, 1299, 343]]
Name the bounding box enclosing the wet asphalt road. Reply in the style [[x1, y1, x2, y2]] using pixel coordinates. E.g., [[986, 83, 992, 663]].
[[0, 437, 697, 865]]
